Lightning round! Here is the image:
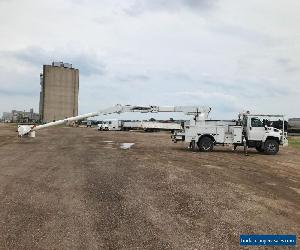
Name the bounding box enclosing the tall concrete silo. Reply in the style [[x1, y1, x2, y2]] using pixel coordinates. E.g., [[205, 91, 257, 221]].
[[39, 62, 79, 122]]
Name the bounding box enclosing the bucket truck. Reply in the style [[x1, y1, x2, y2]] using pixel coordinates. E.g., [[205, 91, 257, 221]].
[[17, 104, 288, 155], [172, 112, 288, 155]]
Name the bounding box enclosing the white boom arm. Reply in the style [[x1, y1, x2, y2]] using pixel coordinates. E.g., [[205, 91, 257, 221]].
[[18, 104, 211, 137]]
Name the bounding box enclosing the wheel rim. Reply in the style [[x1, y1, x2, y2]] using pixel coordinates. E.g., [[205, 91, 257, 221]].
[[266, 143, 276, 152], [202, 141, 211, 150]]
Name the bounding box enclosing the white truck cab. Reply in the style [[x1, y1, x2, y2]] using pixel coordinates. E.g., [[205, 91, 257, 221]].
[[242, 114, 288, 154]]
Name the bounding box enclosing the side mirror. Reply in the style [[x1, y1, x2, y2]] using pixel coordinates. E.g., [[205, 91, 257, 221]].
[[264, 125, 268, 130]]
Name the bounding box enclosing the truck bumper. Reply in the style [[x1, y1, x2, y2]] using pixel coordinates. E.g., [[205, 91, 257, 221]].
[[281, 136, 288, 147]]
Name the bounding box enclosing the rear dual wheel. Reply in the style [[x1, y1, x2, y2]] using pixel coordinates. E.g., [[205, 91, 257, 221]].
[[198, 137, 214, 152]]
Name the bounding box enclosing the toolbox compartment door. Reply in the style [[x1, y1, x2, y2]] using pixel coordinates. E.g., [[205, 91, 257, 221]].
[[233, 126, 242, 143]]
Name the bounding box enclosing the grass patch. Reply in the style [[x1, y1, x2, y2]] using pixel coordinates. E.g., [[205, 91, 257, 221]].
[[288, 137, 300, 149]]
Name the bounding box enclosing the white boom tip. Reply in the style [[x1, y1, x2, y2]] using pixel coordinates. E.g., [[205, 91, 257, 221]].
[[18, 125, 33, 137]]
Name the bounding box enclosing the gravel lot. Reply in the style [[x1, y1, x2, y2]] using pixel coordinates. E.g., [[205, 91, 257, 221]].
[[0, 123, 299, 249]]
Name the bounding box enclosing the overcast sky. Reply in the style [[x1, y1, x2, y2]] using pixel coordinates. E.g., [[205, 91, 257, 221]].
[[0, 0, 299, 120]]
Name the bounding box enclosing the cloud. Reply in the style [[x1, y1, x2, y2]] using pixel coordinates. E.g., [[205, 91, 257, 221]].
[[208, 23, 274, 46], [0, 88, 35, 97], [0, 0, 299, 119], [275, 57, 299, 73], [1, 46, 106, 76], [124, 0, 217, 15], [116, 74, 150, 82]]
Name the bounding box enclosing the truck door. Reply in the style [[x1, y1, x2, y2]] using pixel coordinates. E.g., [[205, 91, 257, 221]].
[[248, 117, 265, 141]]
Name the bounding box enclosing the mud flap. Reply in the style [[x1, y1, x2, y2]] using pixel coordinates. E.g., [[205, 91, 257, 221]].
[[189, 140, 198, 151]]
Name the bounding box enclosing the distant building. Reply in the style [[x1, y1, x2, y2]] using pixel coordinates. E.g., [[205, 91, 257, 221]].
[[39, 62, 79, 122], [2, 109, 39, 123], [2, 112, 13, 122]]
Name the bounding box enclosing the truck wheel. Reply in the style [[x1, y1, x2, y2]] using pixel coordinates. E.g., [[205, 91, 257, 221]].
[[255, 146, 264, 152], [264, 140, 279, 155], [198, 137, 214, 152]]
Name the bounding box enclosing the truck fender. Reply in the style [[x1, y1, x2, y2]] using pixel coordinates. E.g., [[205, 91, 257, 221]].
[[264, 136, 280, 144], [197, 134, 216, 144]]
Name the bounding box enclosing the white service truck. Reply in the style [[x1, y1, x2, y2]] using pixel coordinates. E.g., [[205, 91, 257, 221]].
[[17, 105, 288, 155], [172, 112, 288, 155]]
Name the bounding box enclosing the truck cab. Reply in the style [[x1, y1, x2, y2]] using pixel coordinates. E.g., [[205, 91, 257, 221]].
[[243, 114, 288, 154], [86, 120, 92, 127]]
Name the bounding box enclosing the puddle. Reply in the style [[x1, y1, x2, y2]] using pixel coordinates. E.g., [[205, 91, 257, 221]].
[[120, 143, 135, 149]]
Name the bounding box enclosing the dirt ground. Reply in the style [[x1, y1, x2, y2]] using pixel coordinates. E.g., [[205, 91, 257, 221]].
[[0, 123, 299, 249]]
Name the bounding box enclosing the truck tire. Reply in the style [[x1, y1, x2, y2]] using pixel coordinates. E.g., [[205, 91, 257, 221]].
[[264, 139, 279, 155], [198, 136, 214, 152]]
